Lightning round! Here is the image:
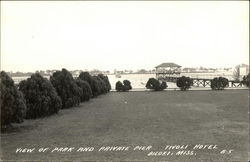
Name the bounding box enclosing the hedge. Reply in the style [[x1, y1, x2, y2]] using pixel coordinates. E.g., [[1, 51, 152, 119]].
[[50, 68, 82, 108], [0, 71, 26, 130], [19, 73, 62, 119]]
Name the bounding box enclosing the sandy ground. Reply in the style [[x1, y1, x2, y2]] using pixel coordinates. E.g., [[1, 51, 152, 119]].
[[1, 90, 249, 162]]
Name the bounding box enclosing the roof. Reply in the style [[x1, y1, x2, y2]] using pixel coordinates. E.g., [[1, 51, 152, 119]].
[[155, 62, 181, 68]]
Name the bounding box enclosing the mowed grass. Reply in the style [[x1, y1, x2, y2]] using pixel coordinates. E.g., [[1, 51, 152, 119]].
[[1, 90, 249, 162]]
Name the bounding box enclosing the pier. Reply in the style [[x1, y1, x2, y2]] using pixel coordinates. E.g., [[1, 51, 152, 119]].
[[162, 76, 244, 88]]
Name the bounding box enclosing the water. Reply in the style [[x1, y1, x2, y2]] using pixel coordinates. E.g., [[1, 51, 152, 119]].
[[108, 73, 158, 89], [13, 73, 234, 89]]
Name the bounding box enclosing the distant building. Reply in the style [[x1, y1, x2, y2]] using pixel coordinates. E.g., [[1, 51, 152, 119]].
[[233, 64, 249, 80], [239, 64, 249, 76], [155, 62, 181, 79]]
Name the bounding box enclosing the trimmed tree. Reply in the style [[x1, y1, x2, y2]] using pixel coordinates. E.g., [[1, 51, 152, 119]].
[[98, 74, 111, 92], [242, 73, 250, 87], [115, 81, 124, 91], [123, 80, 132, 91], [79, 72, 99, 97], [0, 71, 26, 131], [160, 81, 168, 90], [94, 75, 108, 94], [79, 72, 111, 96], [210, 77, 229, 90], [50, 68, 82, 108], [115, 80, 133, 91], [75, 78, 93, 102], [176, 76, 192, 91], [19, 73, 62, 119], [146, 78, 167, 91]]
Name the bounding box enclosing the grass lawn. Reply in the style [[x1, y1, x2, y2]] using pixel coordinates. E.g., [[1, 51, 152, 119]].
[[1, 90, 249, 162]]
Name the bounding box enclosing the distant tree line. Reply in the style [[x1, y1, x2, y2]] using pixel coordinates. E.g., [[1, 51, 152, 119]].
[[0, 69, 111, 132]]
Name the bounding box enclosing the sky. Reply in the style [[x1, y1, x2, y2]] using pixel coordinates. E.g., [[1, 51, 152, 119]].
[[1, 1, 249, 72]]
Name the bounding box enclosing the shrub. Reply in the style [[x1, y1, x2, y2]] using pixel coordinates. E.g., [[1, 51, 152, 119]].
[[75, 78, 92, 102], [79, 72, 111, 96], [115, 80, 133, 92], [210, 77, 229, 90], [0, 71, 26, 130], [79, 72, 99, 97], [176, 76, 192, 91], [92, 76, 102, 96], [242, 73, 250, 87], [123, 80, 132, 91], [160, 81, 168, 90], [115, 81, 124, 91], [50, 68, 82, 108], [98, 74, 111, 92], [94, 75, 108, 94], [19, 73, 62, 119], [12, 90, 26, 123], [146, 78, 167, 91]]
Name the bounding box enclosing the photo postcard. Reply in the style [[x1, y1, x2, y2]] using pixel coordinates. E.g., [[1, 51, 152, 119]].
[[0, 1, 249, 162]]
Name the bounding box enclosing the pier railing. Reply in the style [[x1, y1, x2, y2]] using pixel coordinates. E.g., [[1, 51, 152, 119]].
[[161, 76, 244, 88]]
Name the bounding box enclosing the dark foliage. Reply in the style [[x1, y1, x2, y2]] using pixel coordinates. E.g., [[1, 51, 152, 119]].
[[115, 80, 133, 91], [94, 76, 108, 94], [12, 90, 26, 123], [160, 81, 168, 90], [19, 73, 62, 119], [146, 78, 167, 91], [115, 81, 124, 91], [123, 80, 132, 91], [75, 78, 92, 102], [98, 74, 111, 92], [79, 72, 111, 97], [242, 73, 250, 87], [176, 76, 192, 91], [50, 68, 82, 108], [0, 71, 26, 130], [79, 72, 98, 97], [210, 77, 229, 90]]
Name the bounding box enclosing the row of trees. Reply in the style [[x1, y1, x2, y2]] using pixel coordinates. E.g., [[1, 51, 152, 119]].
[[1, 69, 111, 131]]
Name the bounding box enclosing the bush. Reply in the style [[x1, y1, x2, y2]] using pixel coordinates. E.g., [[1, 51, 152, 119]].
[[123, 80, 132, 91], [115, 81, 124, 91], [75, 78, 92, 102], [19, 73, 62, 119], [94, 75, 108, 94], [79, 72, 99, 97], [50, 68, 82, 108], [210, 77, 229, 90], [98, 74, 111, 92], [79, 72, 111, 97], [115, 80, 133, 92], [0, 71, 26, 130], [160, 81, 168, 90], [146, 78, 167, 91], [242, 73, 250, 87], [176, 76, 192, 91]]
